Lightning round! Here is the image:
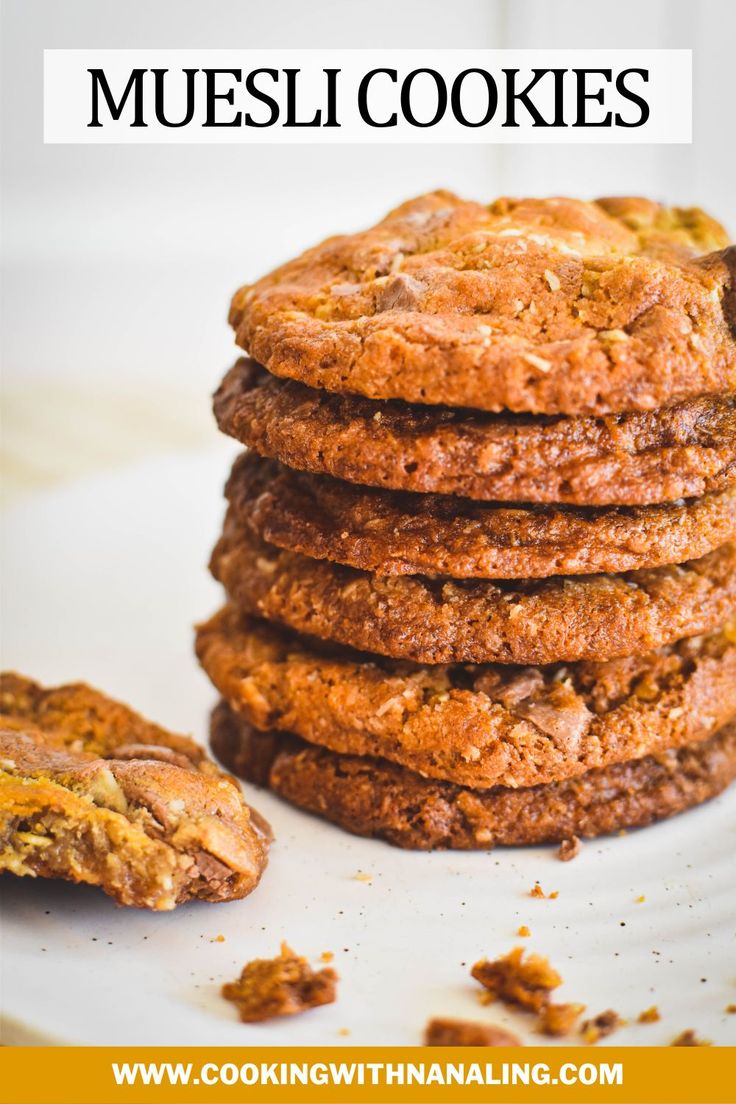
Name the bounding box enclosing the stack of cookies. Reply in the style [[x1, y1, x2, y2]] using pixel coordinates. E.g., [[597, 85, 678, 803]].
[[197, 192, 736, 850]]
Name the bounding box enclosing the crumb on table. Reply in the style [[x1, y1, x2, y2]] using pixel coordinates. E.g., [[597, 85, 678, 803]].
[[638, 1006, 661, 1024], [582, 1010, 625, 1044], [424, 1017, 522, 1047], [530, 883, 558, 899], [538, 1002, 586, 1037], [517, 925, 531, 938], [471, 947, 561, 1012], [671, 1029, 712, 1047], [558, 837, 581, 862], [222, 942, 338, 1023]]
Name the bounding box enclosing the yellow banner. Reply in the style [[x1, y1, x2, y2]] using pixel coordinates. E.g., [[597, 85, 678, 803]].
[[2, 1046, 735, 1104]]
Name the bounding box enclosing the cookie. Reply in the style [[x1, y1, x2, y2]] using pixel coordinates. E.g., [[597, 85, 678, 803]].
[[195, 608, 736, 790], [212, 519, 736, 665], [229, 192, 735, 416], [210, 703, 736, 851], [227, 452, 736, 579], [0, 673, 270, 910], [215, 360, 736, 507]]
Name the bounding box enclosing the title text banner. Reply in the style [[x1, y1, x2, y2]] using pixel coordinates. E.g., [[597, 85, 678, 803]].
[[44, 49, 692, 144]]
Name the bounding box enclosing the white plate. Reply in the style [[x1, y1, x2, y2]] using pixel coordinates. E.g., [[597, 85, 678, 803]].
[[1, 450, 735, 1047]]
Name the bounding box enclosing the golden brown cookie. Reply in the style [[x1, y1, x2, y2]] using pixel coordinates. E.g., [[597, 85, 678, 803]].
[[0, 673, 270, 910], [229, 192, 735, 416], [227, 452, 736, 579], [212, 519, 736, 665], [195, 608, 736, 790], [215, 360, 736, 507], [210, 703, 736, 851]]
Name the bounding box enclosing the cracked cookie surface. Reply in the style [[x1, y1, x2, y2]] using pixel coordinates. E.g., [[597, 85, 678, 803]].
[[229, 192, 735, 416], [215, 359, 736, 507], [212, 520, 736, 665], [211, 704, 736, 850], [195, 608, 736, 790], [227, 452, 736, 579], [0, 673, 270, 909]]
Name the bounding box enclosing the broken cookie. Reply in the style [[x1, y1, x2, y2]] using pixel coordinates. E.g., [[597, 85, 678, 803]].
[[0, 673, 270, 910]]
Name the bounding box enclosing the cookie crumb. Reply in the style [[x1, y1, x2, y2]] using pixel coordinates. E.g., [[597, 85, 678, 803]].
[[671, 1029, 712, 1047], [517, 925, 531, 938], [635, 895, 646, 903], [354, 871, 372, 882], [538, 1002, 586, 1037], [210, 934, 226, 943], [582, 1010, 625, 1044], [424, 1017, 522, 1047], [725, 1004, 736, 1014], [338, 1027, 350, 1036], [320, 951, 335, 963], [558, 837, 581, 862], [530, 883, 558, 899], [638, 1006, 661, 1024], [471, 947, 561, 1012], [222, 942, 338, 1023]]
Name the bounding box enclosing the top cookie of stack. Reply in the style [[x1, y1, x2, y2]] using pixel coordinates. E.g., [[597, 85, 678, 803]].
[[222, 192, 736, 506], [198, 193, 736, 850]]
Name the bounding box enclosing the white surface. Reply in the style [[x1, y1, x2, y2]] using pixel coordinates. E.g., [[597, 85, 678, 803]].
[[1, 451, 736, 1047]]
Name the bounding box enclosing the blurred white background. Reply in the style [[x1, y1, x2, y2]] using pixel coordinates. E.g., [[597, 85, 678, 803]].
[[2, 0, 735, 500]]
